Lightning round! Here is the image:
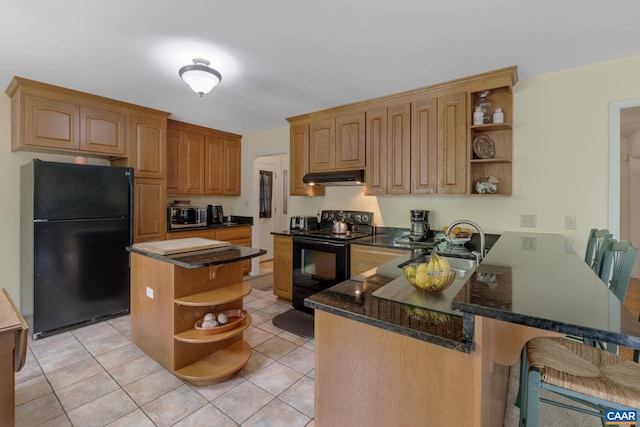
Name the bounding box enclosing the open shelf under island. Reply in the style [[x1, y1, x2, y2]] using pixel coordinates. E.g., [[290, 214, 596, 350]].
[[127, 240, 265, 386]]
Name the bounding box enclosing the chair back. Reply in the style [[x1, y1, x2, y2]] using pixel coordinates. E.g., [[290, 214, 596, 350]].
[[600, 239, 639, 303], [585, 228, 612, 276]]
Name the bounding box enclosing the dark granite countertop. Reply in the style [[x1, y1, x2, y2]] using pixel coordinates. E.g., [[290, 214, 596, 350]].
[[128, 245, 265, 269], [305, 231, 640, 352]]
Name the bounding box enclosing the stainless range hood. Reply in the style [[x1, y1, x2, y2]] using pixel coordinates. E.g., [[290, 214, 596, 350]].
[[302, 169, 365, 186]]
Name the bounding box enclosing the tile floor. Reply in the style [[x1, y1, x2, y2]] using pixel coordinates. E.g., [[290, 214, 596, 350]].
[[15, 288, 315, 427]]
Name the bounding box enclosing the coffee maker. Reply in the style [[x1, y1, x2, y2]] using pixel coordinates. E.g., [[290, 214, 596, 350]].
[[409, 210, 430, 241]]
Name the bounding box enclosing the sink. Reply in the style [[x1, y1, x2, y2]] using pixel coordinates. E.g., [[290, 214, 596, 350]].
[[398, 254, 476, 278]]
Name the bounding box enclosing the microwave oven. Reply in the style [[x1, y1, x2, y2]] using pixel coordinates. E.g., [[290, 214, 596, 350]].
[[168, 206, 207, 229]]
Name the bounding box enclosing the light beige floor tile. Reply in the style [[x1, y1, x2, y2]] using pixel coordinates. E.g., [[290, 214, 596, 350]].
[[239, 350, 275, 378], [15, 392, 65, 427], [66, 389, 137, 427], [47, 357, 106, 391], [244, 326, 275, 347], [247, 361, 303, 396], [172, 403, 237, 427], [302, 340, 315, 352], [213, 380, 274, 424], [255, 319, 284, 335], [260, 302, 292, 316], [15, 374, 52, 406], [96, 342, 146, 370], [247, 310, 272, 326], [306, 369, 315, 380], [190, 373, 245, 401], [57, 371, 120, 411], [306, 419, 315, 427], [278, 330, 309, 346], [108, 353, 163, 386], [38, 345, 92, 374], [278, 346, 315, 375], [279, 376, 315, 418], [242, 397, 311, 427], [42, 413, 73, 427], [106, 408, 156, 426], [29, 332, 79, 359], [107, 315, 132, 334], [253, 335, 298, 360], [83, 331, 131, 356], [14, 359, 43, 385], [71, 320, 120, 344], [142, 384, 208, 427], [124, 368, 184, 406], [245, 298, 274, 310]]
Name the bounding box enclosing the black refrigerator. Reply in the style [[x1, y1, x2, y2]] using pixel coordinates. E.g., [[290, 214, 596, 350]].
[[21, 159, 133, 339]]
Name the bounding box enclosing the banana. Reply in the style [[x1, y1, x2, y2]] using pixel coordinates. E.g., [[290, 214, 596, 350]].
[[426, 256, 436, 279], [431, 254, 442, 286], [439, 255, 452, 277]]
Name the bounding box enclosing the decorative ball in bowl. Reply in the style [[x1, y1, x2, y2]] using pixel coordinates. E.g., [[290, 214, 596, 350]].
[[402, 254, 457, 294], [194, 309, 247, 335]]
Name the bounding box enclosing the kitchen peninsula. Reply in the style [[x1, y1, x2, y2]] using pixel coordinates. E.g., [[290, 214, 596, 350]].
[[128, 239, 265, 386], [306, 232, 640, 426]]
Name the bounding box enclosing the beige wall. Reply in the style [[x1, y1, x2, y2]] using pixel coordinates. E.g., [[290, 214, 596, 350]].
[[3, 54, 640, 310]]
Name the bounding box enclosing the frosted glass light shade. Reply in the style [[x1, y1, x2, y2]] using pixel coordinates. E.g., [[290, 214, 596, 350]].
[[179, 58, 222, 96]]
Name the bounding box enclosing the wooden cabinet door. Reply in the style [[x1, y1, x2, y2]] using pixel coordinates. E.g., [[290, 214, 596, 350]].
[[365, 107, 388, 195], [133, 177, 166, 243], [223, 138, 241, 195], [79, 104, 127, 156], [215, 227, 252, 275], [204, 135, 224, 195], [166, 128, 183, 194], [273, 235, 293, 300], [183, 131, 205, 195], [437, 92, 467, 194], [387, 103, 411, 194], [131, 113, 166, 179], [290, 123, 309, 195], [411, 96, 438, 194], [335, 112, 365, 170], [309, 118, 335, 172], [24, 94, 80, 150]]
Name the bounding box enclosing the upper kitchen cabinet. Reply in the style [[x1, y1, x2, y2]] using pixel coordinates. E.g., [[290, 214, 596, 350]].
[[7, 77, 129, 157], [290, 66, 517, 197], [289, 122, 325, 196], [308, 112, 366, 172], [128, 112, 167, 179], [166, 120, 242, 196]]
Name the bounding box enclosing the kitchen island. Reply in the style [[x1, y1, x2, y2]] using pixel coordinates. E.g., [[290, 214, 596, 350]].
[[305, 231, 640, 426], [128, 240, 265, 386]]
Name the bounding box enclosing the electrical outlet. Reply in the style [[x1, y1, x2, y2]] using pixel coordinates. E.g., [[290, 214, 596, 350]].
[[146, 287, 154, 299], [520, 214, 537, 228], [564, 216, 577, 230]]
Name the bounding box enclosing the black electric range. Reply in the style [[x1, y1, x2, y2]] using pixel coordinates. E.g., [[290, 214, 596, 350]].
[[291, 210, 374, 313]]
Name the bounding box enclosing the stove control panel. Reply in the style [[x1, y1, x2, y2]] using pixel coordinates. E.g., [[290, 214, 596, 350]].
[[320, 210, 374, 226]]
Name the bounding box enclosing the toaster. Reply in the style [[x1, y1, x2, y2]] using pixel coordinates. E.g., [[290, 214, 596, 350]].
[[290, 216, 319, 231]]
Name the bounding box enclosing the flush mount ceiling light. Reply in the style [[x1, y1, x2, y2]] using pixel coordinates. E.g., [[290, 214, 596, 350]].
[[179, 58, 222, 97]]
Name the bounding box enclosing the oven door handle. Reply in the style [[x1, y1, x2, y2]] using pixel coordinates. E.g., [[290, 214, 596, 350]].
[[293, 237, 346, 247]]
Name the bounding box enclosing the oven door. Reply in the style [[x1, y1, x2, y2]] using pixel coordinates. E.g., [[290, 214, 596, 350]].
[[292, 236, 349, 313]]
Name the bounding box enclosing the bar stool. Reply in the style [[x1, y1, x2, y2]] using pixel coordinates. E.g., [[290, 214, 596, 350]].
[[518, 336, 640, 426], [585, 228, 612, 276]]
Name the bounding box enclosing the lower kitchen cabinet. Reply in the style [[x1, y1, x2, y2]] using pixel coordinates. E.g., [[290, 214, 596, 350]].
[[350, 244, 409, 277], [132, 178, 166, 243], [130, 253, 252, 386], [273, 234, 293, 301]]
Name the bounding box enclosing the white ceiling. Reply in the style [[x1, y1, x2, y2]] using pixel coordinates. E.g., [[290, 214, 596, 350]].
[[3, 0, 640, 136]]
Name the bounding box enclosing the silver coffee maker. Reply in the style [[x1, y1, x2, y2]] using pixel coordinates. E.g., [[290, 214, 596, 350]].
[[409, 210, 430, 241]]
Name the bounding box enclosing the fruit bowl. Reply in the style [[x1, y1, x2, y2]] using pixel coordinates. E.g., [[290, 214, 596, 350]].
[[402, 262, 457, 294]]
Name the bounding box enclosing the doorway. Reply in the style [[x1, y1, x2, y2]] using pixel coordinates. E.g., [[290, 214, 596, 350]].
[[609, 99, 640, 277], [252, 153, 289, 275]]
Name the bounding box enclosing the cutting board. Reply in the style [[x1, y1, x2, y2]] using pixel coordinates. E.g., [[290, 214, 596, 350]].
[[132, 237, 231, 255]]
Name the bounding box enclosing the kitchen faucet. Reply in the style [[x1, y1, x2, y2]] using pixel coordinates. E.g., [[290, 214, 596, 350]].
[[446, 220, 486, 263]]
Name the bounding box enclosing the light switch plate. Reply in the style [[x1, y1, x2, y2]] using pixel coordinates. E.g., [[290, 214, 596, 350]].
[[520, 214, 537, 228], [564, 216, 577, 230], [146, 287, 154, 299]]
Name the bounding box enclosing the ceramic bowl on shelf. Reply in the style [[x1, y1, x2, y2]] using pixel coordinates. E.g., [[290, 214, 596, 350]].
[[194, 309, 247, 335]]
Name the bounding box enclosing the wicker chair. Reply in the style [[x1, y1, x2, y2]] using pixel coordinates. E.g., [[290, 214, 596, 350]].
[[518, 336, 640, 426]]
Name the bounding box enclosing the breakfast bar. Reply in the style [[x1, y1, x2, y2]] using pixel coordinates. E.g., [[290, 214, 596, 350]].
[[305, 232, 640, 426]]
